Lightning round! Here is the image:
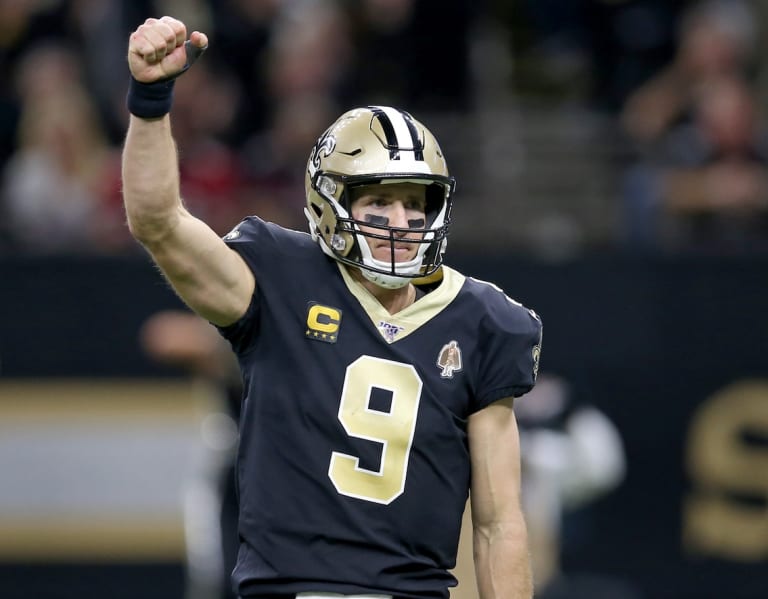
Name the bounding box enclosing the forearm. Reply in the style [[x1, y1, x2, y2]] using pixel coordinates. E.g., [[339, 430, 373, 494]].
[[122, 114, 183, 243], [474, 516, 533, 599], [469, 399, 533, 599]]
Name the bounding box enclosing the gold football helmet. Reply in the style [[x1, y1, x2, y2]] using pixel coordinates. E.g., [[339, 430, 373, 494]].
[[304, 106, 455, 289]]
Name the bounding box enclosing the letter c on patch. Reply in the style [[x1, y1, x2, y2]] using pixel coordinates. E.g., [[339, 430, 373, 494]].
[[307, 304, 341, 333]]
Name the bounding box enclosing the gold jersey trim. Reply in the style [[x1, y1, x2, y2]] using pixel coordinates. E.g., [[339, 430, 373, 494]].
[[338, 264, 465, 343]]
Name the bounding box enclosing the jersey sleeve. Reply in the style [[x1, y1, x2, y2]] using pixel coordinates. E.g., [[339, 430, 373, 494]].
[[221, 216, 304, 269], [215, 217, 308, 353], [474, 293, 543, 410]]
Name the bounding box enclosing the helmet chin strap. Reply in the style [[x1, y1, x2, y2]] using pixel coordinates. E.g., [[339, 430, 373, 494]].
[[360, 267, 411, 289]]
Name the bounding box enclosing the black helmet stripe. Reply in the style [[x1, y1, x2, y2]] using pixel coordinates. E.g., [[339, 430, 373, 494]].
[[403, 113, 425, 161], [369, 106, 398, 158], [369, 106, 424, 161]]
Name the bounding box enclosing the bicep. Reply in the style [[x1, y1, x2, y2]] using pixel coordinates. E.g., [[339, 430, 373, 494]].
[[468, 397, 523, 528], [144, 207, 255, 326]]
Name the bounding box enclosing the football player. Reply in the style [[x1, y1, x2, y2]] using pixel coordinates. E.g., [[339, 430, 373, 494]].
[[123, 16, 542, 599]]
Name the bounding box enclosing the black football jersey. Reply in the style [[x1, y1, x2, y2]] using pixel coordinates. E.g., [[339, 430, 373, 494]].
[[218, 217, 542, 598]]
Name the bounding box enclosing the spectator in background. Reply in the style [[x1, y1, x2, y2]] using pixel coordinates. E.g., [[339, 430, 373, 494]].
[[0, 0, 77, 185], [620, 0, 757, 150], [451, 374, 631, 599], [0, 42, 125, 253], [623, 74, 768, 252], [515, 374, 631, 598]]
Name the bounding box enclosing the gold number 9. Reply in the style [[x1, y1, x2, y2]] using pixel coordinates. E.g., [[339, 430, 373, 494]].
[[329, 356, 423, 504]]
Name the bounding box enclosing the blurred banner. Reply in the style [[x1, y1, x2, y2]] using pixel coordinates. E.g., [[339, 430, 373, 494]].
[[0, 379, 213, 562], [0, 253, 766, 599]]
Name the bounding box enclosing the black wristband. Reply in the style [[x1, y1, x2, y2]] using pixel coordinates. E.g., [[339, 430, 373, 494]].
[[126, 76, 176, 119], [126, 40, 208, 119]]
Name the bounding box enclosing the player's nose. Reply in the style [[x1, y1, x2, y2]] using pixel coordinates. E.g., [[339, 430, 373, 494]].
[[387, 201, 410, 230]]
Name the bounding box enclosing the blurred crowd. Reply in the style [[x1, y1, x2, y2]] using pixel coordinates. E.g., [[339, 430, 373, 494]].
[[0, 0, 477, 255], [618, 0, 768, 252], [1, 0, 767, 256]]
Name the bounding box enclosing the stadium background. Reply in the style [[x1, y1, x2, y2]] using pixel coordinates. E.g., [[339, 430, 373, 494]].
[[1, 1, 767, 598]]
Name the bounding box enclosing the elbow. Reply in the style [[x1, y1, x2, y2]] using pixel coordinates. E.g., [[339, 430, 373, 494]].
[[124, 197, 183, 246], [121, 170, 182, 244], [126, 212, 172, 246]]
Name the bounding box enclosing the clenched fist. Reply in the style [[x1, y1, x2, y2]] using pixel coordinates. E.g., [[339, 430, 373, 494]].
[[128, 16, 208, 84]]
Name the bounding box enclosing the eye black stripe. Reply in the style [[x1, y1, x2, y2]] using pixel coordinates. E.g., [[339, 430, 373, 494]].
[[369, 106, 400, 159]]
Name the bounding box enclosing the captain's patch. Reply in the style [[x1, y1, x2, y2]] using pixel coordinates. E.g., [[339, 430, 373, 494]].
[[305, 302, 342, 343]]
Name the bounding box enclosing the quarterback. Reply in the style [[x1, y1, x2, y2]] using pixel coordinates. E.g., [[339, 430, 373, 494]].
[[122, 16, 541, 599]]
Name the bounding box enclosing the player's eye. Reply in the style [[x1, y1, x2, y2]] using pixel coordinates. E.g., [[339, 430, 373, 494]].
[[405, 198, 426, 211]]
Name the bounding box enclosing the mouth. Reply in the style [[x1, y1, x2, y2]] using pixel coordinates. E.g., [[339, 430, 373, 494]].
[[373, 243, 414, 262]]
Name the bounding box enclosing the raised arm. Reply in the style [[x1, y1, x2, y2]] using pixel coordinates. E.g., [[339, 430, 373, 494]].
[[468, 397, 533, 599], [122, 16, 254, 327]]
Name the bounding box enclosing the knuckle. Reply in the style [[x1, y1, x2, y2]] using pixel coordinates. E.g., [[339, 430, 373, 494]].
[[160, 15, 181, 28]]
